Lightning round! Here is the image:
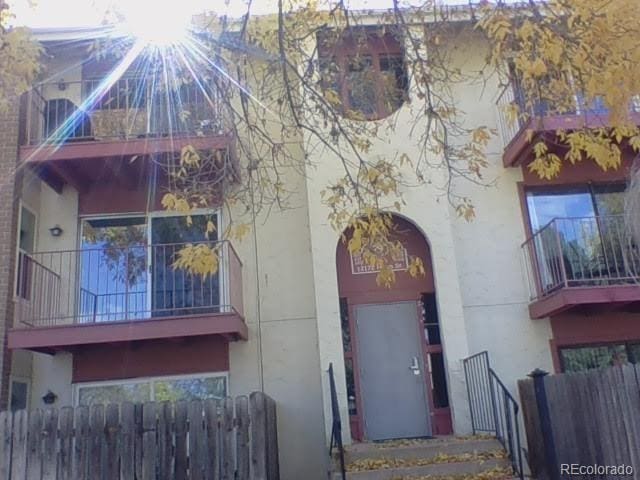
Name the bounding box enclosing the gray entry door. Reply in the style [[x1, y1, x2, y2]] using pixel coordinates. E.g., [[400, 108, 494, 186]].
[[355, 301, 432, 440]]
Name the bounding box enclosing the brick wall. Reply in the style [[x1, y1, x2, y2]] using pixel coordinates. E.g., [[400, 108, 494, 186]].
[[0, 96, 22, 408]]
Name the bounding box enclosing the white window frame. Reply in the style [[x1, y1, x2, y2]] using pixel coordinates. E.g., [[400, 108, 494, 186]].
[[72, 371, 229, 406]]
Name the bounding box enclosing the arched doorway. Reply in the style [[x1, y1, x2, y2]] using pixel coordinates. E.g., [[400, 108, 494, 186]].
[[336, 215, 452, 440]]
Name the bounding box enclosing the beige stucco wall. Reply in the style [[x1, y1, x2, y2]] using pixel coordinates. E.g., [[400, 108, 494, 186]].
[[440, 30, 555, 389], [15, 176, 80, 410]]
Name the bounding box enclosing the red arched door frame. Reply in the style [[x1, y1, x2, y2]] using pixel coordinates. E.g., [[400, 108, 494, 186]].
[[336, 216, 453, 439]]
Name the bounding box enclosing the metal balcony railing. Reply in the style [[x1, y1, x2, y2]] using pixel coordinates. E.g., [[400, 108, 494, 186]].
[[495, 83, 640, 147], [521, 215, 640, 301], [23, 77, 228, 145], [15, 240, 243, 328]]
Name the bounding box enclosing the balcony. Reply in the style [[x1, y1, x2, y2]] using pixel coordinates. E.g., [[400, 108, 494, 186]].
[[496, 84, 640, 167], [522, 215, 640, 318], [8, 240, 246, 353], [19, 77, 235, 191]]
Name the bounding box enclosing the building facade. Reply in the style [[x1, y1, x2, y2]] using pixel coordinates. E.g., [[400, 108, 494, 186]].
[[0, 15, 639, 480]]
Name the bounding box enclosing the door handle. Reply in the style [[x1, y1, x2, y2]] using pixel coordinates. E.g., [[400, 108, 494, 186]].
[[409, 356, 421, 375]]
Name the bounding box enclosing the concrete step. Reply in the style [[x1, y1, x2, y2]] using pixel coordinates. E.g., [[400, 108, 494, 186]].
[[330, 436, 513, 480], [331, 457, 511, 480], [342, 437, 503, 463]]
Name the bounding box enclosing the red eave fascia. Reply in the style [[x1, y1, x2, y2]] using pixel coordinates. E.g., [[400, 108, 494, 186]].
[[503, 112, 640, 168], [19, 133, 235, 163], [8, 312, 248, 354], [529, 285, 640, 319]]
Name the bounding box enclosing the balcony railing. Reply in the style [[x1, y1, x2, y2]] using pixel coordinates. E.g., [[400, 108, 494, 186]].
[[23, 77, 227, 146], [521, 215, 640, 301], [15, 240, 243, 328], [496, 83, 640, 148]]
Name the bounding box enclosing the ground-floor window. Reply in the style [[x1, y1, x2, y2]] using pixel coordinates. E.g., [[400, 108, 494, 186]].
[[74, 373, 228, 406], [560, 342, 640, 372], [10, 378, 30, 411]]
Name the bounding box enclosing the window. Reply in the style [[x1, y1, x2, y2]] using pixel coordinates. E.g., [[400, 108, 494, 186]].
[[75, 373, 227, 406], [80, 216, 148, 322], [10, 379, 29, 411], [339, 298, 357, 416], [78, 213, 220, 323], [16, 204, 37, 299], [526, 184, 625, 232], [421, 292, 441, 345], [560, 342, 640, 372], [421, 293, 450, 409], [525, 184, 632, 289], [19, 206, 36, 254], [318, 29, 407, 120]]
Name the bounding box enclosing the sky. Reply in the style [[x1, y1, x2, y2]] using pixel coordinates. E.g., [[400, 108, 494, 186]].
[[8, 0, 402, 28], [8, 0, 492, 29]]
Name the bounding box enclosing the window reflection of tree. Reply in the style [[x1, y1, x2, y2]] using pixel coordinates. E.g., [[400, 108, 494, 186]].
[[561, 343, 640, 372]]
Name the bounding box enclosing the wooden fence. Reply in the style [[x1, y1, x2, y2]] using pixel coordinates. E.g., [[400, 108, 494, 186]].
[[518, 364, 640, 480], [0, 392, 279, 480]]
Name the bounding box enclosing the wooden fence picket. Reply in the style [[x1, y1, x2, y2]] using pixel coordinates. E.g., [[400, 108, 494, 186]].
[[89, 405, 105, 477], [236, 396, 250, 480], [10, 410, 27, 480], [0, 411, 11, 479], [204, 398, 220, 480], [157, 402, 174, 480], [0, 393, 279, 480], [105, 404, 121, 480], [120, 403, 135, 480], [250, 392, 267, 480], [141, 402, 157, 480], [221, 397, 234, 480], [174, 401, 189, 480], [519, 365, 640, 480], [59, 407, 74, 479]]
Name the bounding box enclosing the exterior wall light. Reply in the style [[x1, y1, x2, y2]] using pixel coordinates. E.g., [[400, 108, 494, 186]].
[[42, 390, 57, 405], [49, 225, 63, 237]]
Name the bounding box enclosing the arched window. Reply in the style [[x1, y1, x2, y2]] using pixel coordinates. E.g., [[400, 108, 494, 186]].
[[318, 27, 408, 121]]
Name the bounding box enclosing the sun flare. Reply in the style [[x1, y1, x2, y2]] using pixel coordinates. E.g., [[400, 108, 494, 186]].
[[118, 1, 195, 47]]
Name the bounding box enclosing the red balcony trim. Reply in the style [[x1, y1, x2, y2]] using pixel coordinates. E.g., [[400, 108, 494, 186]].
[[503, 112, 640, 168], [20, 133, 234, 163], [8, 312, 247, 354], [529, 285, 640, 319]]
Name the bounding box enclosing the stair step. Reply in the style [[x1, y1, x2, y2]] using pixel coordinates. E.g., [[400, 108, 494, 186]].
[[343, 437, 503, 463], [332, 458, 511, 480]]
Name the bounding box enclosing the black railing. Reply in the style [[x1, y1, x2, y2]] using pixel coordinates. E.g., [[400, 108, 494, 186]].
[[463, 351, 524, 479], [328, 363, 346, 480], [23, 77, 227, 145], [15, 240, 244, 327]]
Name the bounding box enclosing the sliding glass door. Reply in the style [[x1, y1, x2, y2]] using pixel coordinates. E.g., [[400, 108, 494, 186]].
[[80, 217, 148, 323], [150, 214, 220, 318], [79, 213, 219, 323]]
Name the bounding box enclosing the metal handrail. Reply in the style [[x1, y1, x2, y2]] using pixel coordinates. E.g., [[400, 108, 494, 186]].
[[521, 215, 640, 300], [495, 79, 640, 147], [328, 363, 346, 480], [24, 77, 227, 145], [14, 240, 243, 328], [463, 351, 524, 479]]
